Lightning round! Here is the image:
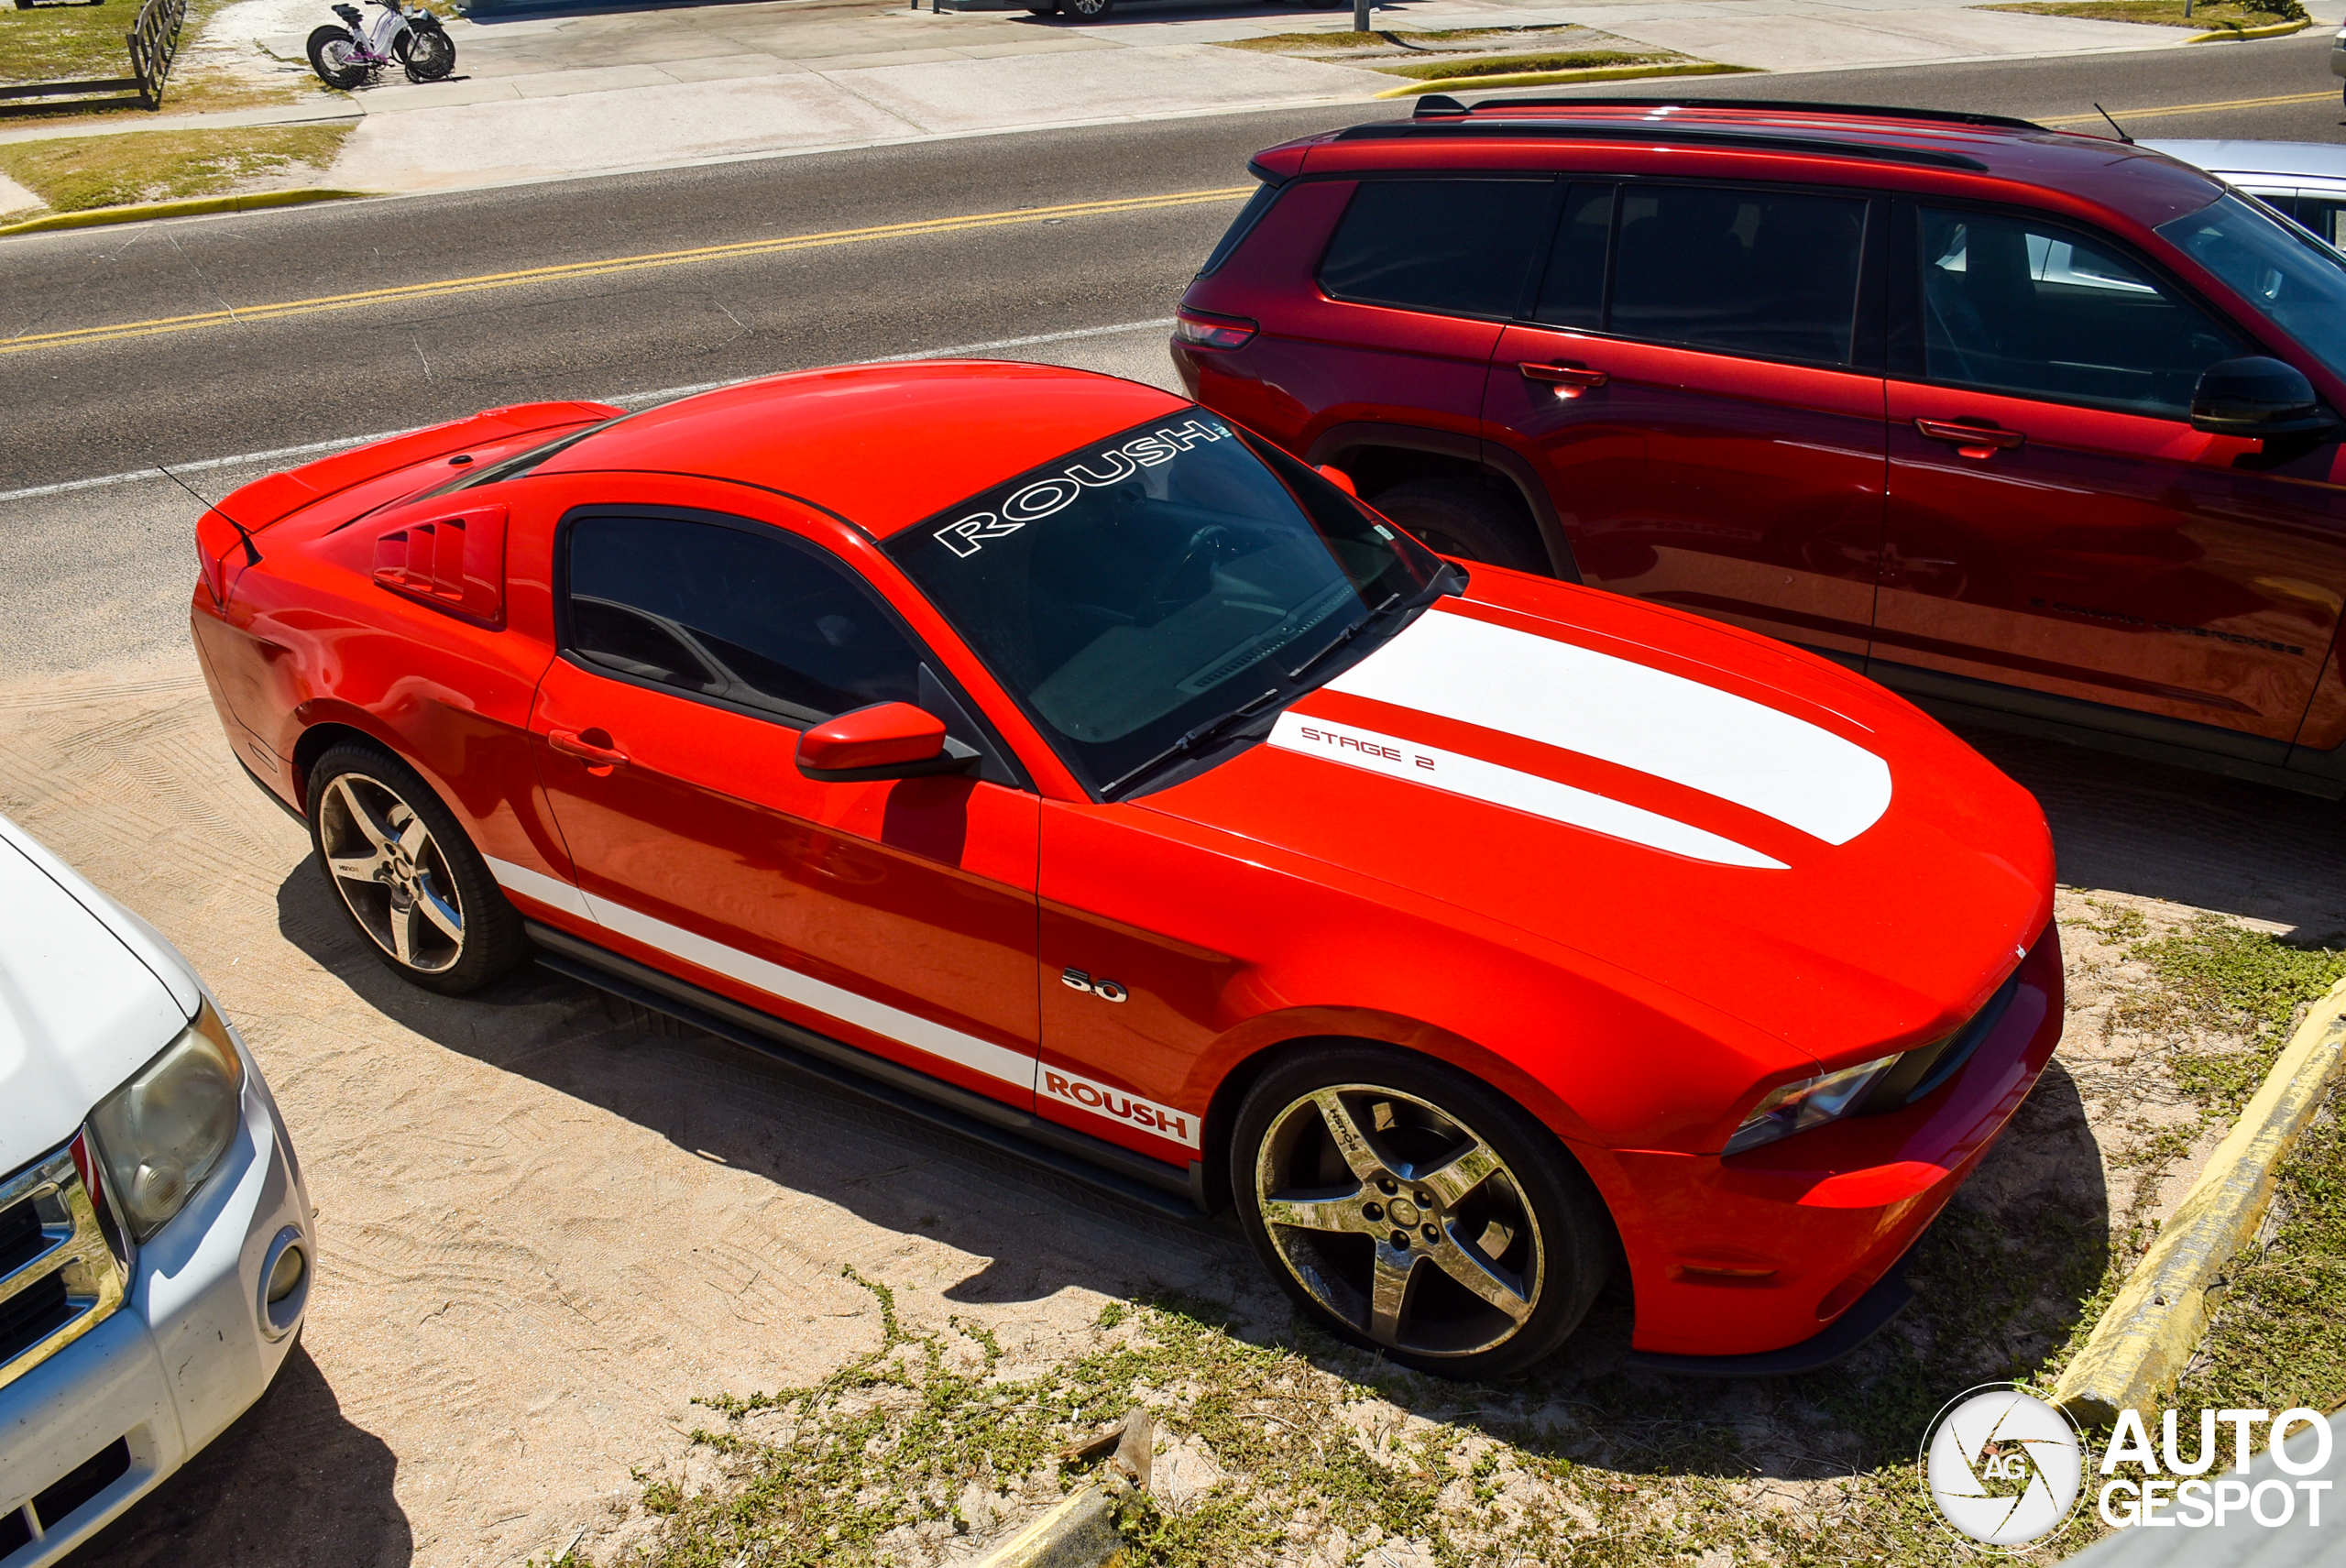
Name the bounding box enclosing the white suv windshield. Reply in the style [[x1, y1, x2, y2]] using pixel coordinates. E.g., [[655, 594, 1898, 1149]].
[[884, 411, 1449, 798], [2157, 192, 2346, 386]]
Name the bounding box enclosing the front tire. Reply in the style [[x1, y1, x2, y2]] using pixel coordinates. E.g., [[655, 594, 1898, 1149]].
[[1230, 1044, 1612, 1379], [1370, 477, 1548, 574], [1058, 0, 1112, 19], [307, 740, 527, 996], [306, 25, 368, 89]]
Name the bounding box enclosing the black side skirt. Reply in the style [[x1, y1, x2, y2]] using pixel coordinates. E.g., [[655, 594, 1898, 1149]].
[[523, 921, 1211, 1224]]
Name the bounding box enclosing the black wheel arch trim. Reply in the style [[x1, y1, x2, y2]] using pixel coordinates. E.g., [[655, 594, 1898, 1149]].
[[1302, 421, 1584, 584]]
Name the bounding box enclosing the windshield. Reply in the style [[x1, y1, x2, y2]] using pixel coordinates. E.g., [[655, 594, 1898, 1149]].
[[2157, 192, 2346, 385], [883, 411, 1447, 798]]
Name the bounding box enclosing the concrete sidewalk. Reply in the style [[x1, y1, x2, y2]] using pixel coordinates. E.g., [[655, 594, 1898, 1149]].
[[0, 0, 2307, 192]]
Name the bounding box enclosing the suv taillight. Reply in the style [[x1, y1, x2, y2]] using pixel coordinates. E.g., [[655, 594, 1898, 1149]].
[[1174, 309, 1256, 350]]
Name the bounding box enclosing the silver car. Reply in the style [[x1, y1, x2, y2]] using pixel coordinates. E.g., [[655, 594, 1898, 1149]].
[[2145, 137, 2346, 249]]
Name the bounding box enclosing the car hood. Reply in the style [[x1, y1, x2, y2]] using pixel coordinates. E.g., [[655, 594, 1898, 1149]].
[[0, 818, 196, 1173], [1140, 582, 2053, 1066]]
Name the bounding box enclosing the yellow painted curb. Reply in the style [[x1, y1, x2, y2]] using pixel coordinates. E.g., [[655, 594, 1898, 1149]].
[[2187, 16, 2310, 41], [0, 188, 374, 238], [966, 1485, 1121, 1568], [2052, 973, 2346, 1427], [1372, 62, 1760, 99]]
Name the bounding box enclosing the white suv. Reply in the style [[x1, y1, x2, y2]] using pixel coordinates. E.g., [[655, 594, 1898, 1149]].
[[0, 817, 312, 1563]]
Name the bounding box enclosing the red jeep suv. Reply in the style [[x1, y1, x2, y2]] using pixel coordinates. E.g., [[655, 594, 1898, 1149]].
[[1174, 96, 2346, 798]]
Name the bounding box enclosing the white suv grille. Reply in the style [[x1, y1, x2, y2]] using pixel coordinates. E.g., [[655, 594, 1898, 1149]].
[[0, 1139, 128, 1393]]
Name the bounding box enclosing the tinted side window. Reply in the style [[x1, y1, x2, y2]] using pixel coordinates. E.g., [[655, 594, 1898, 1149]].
[[1532, 183, 1614, 330], [1609, 185, 1866, 363], [1318, 179, 1553, 318], [565, 515, 923, 725], [1919, 207, 2246, 419]]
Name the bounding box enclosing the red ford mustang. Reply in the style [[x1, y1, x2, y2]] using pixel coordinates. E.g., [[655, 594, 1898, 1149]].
[[191, 362, 2060, 1377]]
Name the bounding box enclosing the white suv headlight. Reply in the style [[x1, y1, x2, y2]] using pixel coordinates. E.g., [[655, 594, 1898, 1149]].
[[1724, 1053, 1899, 1156], [88, 999, 247, 1240]]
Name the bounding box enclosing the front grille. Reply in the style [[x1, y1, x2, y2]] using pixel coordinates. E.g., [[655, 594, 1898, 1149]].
[[0, 1140, 128, 1395]]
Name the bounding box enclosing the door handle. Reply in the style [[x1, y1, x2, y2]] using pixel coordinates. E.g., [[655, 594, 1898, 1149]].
[[1519, 360, 1609, 397], [1914, 417, 2026, 459], [547, 729, 629, 773]]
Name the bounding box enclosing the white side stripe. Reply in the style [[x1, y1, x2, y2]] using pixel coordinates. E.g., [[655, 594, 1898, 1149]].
[[486, 855, 595, 920], [1269, 714, 1786, 870], [484, 856, 1037, 1094], [1328, 609, 1892, 845]]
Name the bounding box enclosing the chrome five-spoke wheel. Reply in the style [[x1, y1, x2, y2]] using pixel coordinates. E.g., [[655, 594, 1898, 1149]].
[[318, 772, 466, 974], [1254, 1083, 1544, 1361]]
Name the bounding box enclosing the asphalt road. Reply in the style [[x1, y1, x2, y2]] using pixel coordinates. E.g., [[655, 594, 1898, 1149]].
[[6, 27, 2346, 498]]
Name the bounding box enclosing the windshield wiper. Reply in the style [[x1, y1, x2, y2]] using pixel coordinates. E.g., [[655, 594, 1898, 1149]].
[[1285, 591, 1401, 684], [1100, 686, 1284, 799]]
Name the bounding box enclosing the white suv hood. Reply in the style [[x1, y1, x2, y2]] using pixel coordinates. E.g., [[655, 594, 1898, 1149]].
[[0, 818, 197, 1172]]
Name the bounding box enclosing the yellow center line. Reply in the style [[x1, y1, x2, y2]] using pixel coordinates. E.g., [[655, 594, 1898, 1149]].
[[2039, 90, 2341, 126], [4, 186, 1252, 357]]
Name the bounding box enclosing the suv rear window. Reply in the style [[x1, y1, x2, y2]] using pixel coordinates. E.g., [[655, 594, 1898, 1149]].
[[1318, 179, 1553, 318]]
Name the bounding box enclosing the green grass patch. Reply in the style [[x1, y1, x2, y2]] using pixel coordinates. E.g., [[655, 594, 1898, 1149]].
[[2187, 1084, 2346, 1419], [0, 0, 138, 87], [0, 125, 348, 213], [2129, 914, 2346, 1117], [1213, 27, 1516, 51], [1978, 0, 2303, 27], [1373, 49, 1683, 82]]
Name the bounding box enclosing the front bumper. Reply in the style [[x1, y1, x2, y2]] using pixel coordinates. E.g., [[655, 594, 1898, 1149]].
[[0, 1022, 312, 1565], [1604, 924, 2064, 1360]]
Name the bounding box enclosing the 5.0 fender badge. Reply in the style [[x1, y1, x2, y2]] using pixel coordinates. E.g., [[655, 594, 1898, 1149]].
[[1061, 968, 1128, 1003]]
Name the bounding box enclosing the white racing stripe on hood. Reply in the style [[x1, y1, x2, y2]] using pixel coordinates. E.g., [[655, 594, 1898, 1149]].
[[1325, 609, 1892, 845], [1269, 712, 1788, 870]]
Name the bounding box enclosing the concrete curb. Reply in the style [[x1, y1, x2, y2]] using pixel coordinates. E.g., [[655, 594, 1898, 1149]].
[[966, 1486, 1122, 1568], [1372, 61, 1760, 99], [0, 188, 374, 237], [2052, 973, 2346, 1427], [2187, 16, 2312, 40]]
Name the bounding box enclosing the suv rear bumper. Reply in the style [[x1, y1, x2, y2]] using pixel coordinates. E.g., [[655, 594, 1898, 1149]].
[[1601, 925, 2063, 1360]]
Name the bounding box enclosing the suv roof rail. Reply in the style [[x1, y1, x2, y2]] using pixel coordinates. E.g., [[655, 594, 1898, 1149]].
[[1410, 94, 2048, 134], [1343, 117, 1992, 172]]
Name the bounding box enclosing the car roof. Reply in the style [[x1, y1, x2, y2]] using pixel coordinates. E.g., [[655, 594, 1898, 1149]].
[[536, 360, 1189, 537], [2140, 138, 2346, 184], [1285, 97, 2228, 231]]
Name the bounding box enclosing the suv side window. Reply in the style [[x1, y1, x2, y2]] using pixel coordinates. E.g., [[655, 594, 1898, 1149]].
[[1318, 178, 1554, 318], [563, 513, 924, 726], [1600, 185, 1868, 364], [1918, 205, 2247, 419]]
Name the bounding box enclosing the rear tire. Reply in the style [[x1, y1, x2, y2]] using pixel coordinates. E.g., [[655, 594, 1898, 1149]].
[[1370, 477, 1548, 574], [1058, 0, 1112, 19], [306, 740, 528, 996], [1230, 1042, 1613, 1379], [305, 25, 367, 89], [400, 27, 455, 82]]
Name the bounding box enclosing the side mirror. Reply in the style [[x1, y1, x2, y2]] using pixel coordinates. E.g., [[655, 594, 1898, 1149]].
[[795, 702, 972, 783], [1315, 464, 1358, 497], [2190, 356, 2336, 438]]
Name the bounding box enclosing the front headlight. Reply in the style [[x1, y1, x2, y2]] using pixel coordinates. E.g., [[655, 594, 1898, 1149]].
[[1724, 1053, 1899, 1156], [88, 999, 247, 1241]]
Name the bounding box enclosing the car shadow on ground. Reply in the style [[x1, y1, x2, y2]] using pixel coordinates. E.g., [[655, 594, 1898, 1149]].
[[256, 841, 2110, 1489], [72, 1345, 410, 1567], [1958, 722, 2346, 940]]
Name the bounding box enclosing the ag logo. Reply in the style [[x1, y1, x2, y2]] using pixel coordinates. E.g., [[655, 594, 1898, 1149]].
[[1920, 1384, 2085, 1549]]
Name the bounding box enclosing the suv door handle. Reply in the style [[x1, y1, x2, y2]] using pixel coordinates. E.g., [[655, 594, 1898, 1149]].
[[1519, 360, 1609, 391], [547, 729, 630, 773], [1914, 417, 2026, 458]]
